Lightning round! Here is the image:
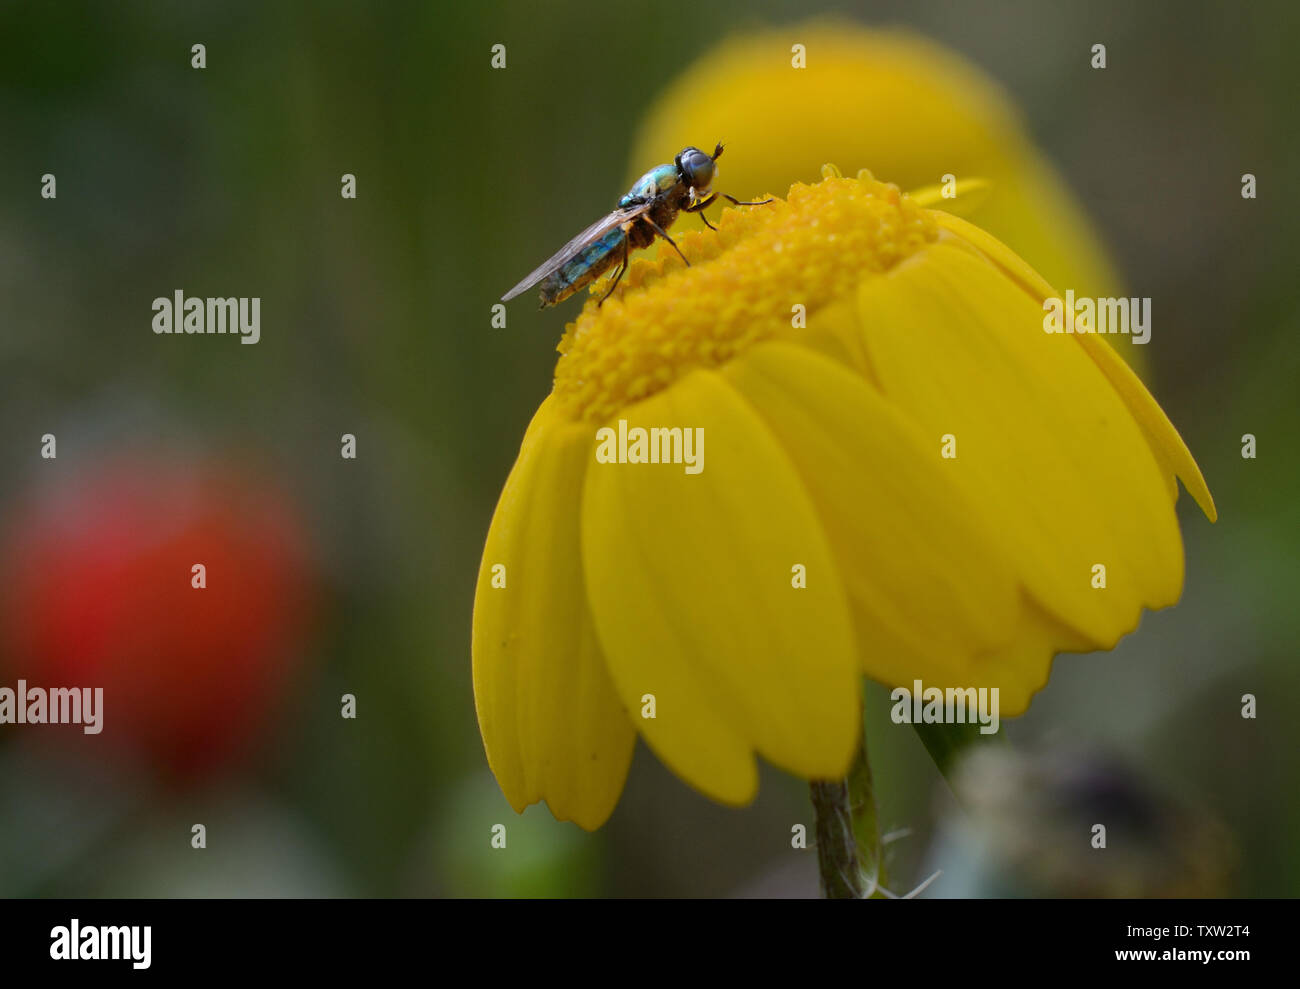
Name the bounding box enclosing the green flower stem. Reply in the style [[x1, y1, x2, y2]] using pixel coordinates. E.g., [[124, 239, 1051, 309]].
[[810, 725, 883, 899]]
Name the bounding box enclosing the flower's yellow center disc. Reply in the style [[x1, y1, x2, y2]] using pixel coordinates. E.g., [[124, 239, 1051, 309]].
[[552, 171, 940, 422]]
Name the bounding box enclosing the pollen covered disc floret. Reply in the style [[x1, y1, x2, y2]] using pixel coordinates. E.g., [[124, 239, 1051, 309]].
[[553, 172, 939, 423]]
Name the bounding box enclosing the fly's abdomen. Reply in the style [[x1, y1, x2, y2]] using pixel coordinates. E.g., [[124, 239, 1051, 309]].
[[539, 227, 626, 305]]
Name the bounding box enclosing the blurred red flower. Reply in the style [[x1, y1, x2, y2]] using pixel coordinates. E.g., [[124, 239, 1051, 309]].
[[0, 454, 316, 781]]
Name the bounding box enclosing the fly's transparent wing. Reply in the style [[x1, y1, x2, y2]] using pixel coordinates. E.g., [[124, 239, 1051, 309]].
[[501, 204, 649, 301]]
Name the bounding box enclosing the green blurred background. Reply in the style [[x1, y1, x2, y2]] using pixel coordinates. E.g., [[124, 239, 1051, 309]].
[[0, 0, 1296, 897]]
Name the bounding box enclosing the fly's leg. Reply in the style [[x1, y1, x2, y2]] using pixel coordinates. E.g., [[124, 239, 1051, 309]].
[[597, 239, 630, 307], [722, 193, 775, 206], [643, 217, 690, 266], [596, 261, 625, 306], [683, 193, 718, 230]]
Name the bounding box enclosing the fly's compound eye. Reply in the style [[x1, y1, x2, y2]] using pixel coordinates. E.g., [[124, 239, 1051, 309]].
[[680, 149, 716, 196]]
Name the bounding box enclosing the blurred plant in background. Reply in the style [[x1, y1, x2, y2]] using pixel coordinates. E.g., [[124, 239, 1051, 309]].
[[0, 451, 316, 780], [629, 22, 1123, 317], [927, 746, 1235, 897]]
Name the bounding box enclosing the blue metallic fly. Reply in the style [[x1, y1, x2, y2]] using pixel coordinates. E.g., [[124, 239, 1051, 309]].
[[502, 143, 772, 309]]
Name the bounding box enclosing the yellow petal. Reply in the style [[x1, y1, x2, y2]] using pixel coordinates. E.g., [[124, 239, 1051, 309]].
[[906, 176, 993, 216], [854, 242, 1184, 647], [975, 593, 1099, 716], [580, 370, 860, 804], [721, 341, 1021, 687], [472, 396, 635, 830], [935, 211, 1216, 522]]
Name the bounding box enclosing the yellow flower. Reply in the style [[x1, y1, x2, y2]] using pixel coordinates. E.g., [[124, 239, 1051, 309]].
[[473, 171, 1214, 830], [630, 22, 1121, 314]]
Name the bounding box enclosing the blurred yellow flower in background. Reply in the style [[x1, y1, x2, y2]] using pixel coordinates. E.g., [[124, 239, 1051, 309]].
[[473, 170, 1214, 830], [630, 22, 1123, 318]]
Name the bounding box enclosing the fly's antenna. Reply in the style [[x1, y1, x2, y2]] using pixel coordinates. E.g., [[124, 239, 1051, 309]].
[[712, 141, 724, 160]]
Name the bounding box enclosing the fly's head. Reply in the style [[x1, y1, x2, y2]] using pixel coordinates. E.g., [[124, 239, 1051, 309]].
[[676, 143, 722, 201]]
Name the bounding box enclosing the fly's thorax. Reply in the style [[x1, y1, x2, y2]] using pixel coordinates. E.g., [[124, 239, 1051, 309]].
[[647, 197, 681, 236], [623, 221, 652, 253], [621, 199, 682, 255], [620, 164, 681, 208]]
